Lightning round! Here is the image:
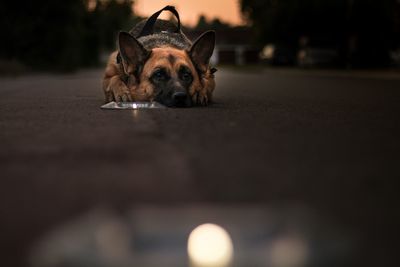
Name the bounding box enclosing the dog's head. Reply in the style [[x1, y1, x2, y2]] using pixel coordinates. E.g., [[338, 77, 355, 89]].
[[118, 31, 215, 107]]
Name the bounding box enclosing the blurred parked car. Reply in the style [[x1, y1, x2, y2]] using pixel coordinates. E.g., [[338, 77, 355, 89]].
[[260, 44, 296, 66], [297, 48, 339, 68]]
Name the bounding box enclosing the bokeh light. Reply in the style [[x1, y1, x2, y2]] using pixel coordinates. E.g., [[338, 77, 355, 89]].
[[188, 223, 234, 267]]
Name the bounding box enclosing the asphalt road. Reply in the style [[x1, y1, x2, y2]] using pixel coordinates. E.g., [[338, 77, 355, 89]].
[[1, 68, 399, 266]]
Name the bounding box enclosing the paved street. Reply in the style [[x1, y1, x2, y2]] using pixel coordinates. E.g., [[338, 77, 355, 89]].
[[1, 68, 399, 266]]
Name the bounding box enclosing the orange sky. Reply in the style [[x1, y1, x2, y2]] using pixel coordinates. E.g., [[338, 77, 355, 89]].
[[134, 0, 244, 27]]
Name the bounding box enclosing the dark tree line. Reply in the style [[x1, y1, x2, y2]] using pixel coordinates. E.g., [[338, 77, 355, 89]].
[[194, 15, 233, 31], [0, 0, 135, 71], [240, 0, 400, 67]]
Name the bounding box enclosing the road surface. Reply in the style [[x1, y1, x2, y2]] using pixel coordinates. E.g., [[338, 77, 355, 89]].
[[1, 68, 399, 266]]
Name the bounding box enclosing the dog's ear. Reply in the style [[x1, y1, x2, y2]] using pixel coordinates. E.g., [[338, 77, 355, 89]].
[[189, 30, 215, 72], [118, 31, 150, 75]]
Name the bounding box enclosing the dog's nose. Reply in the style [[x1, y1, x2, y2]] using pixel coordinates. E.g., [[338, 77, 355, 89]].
[[172, 92, 188, 106]]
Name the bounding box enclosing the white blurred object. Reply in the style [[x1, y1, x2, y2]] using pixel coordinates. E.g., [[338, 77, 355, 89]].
[[260, 44, 275, 60], [28, 205, 352, 267], [188, 223, 234, 267], [101, 101, 166, 109]]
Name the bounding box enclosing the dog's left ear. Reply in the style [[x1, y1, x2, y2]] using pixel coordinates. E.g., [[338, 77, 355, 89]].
[[118, 31, 150, 75], [189, 31, 215, 73]]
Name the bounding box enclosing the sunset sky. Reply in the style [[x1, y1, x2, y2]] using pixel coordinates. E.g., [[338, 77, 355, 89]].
[[134, 0, 244, 27]]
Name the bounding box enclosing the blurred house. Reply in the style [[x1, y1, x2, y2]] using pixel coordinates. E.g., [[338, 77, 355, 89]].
[[187, 27, 261, 65]]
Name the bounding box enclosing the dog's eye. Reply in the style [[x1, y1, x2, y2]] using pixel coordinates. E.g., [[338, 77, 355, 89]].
[[179, 68, 193, 83], [181, 72, 192, 81], [151, 69, 169, 82]]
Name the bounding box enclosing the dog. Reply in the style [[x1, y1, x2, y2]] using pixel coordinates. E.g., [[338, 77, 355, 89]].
[[102, 6, 216, 107]]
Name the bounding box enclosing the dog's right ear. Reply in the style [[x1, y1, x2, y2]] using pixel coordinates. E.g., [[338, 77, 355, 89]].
[[118, 31, 150, 75]]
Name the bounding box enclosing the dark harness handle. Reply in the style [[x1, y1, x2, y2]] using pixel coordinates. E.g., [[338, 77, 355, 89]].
[[138, 5, 181, 37]]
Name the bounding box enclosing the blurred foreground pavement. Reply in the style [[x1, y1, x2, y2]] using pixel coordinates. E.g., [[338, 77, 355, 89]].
[[1, 68, 399, 267]]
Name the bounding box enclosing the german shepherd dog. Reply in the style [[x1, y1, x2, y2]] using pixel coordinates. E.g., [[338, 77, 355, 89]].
[[102, 6, 216, 107]]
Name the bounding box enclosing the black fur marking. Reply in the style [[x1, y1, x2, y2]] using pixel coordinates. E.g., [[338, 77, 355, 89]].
[[168, 54, 176, 64]]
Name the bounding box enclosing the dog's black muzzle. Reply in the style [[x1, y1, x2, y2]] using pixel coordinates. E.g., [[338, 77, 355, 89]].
[[155, 90, 192, 108], [171, 91, 190, 107]]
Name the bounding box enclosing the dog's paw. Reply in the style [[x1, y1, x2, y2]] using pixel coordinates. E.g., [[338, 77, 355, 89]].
[[106, 77, 133, 102], [111, 84, 132, 102], [193, 91, 209, 106]]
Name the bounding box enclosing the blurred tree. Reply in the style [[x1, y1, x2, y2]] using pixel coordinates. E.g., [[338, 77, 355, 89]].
[[0, 0, 135, 71], [96, 0, 134, 50], [193, 15, 232, 31], [195, 15, 209, 30], [0, 0, 87, 70], [240, 0, 398, 67], [347, 0, 397, 67], [210, 18, 232, 31]]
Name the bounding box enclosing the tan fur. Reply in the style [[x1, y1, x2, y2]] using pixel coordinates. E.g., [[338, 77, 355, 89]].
[[200, 68, 216, 104], [102, 51, 132, 102], [102, 47, 215, 105]]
